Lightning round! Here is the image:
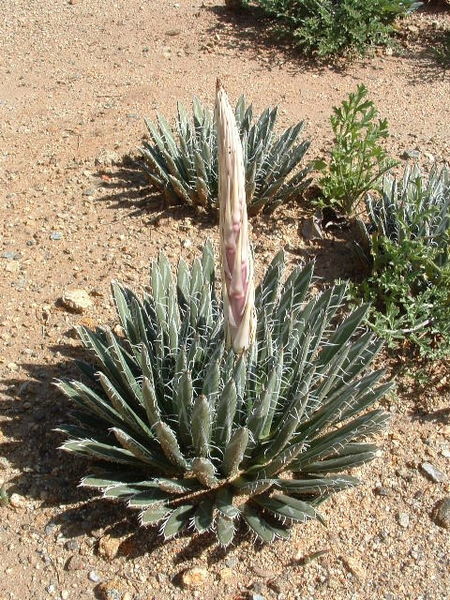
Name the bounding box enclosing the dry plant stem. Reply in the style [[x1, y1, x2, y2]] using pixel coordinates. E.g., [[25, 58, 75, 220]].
[[216, 80, 256, 353]]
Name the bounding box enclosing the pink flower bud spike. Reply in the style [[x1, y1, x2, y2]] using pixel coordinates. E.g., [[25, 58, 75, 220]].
[[216, 80, 256, 353]]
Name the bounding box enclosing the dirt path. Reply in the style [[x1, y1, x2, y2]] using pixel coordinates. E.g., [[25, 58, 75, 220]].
[[0, 2, 449, 599]]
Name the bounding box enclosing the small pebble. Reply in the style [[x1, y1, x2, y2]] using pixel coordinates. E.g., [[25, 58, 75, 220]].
[[225, 556, 239, 568], [9, 493, 25, 508], [1, 251, 21, 260], [398, 513, 410, 529], [401, 149, 420, 160], [98, 535, 121, 561], [433, 497, 450, 529], [65, 555, 83, 571], [60, 289, 93, 313], [421, 462, 446, 483], [374, 486, 390, 497], [61, 591, 69, 600], [65, 539, 79, 551], [50, 232, 63, 240], [88, 570, 101, 583], [45, 523, 57, 536], [181, 567, 208, 589]]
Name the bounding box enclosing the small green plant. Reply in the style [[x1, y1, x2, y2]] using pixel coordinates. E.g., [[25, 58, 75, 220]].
[[140, 96, 311, 216], [249, 0, 421, 57], [57, 85, 391, 546], [317, 84, 397, 218], [356, 166, 450, 358]]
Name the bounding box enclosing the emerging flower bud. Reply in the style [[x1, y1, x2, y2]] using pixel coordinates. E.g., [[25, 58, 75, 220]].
[[216, 80, 256, 353]]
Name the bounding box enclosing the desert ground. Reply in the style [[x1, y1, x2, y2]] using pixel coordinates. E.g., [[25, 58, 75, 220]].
[[0, 1, 449, 599]]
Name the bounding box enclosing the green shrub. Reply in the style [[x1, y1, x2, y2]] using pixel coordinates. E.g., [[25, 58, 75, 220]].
[[356, 166, 450, 358], [317, 84, 397, 219], [56, 245, 391, 545], [251, 0, 421, 57], [139, 97, 311, 216]]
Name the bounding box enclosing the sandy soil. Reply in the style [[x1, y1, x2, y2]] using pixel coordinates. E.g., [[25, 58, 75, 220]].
[[0, 1, 449, 599]]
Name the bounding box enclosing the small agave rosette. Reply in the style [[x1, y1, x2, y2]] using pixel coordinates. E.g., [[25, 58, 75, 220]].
[[216, 81, 256, 353]]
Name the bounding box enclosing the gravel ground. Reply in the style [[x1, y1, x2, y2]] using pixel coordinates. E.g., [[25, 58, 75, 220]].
[[0, 1, 449, 599]]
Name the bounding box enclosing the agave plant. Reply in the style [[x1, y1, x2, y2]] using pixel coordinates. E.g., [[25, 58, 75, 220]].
[[354, 165, 450, 356], [56, 85, 390, 546], [139, 95, 311, 215], [57, 245, 391, 543], [367, 165, 450, 264]]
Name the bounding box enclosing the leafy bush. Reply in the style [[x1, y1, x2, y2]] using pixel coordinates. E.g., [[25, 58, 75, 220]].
[[57, 245, 391, 544], [356, 166, 450, 358], [249, 0, 421, 57], [139, 97, 311, 216], [317, 84, 397, 219]]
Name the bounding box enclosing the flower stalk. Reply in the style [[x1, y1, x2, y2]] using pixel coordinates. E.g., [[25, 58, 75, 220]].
[[216, 80, 256, 353]]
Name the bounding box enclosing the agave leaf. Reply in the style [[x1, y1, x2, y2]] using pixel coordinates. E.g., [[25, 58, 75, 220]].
[[111, 282, 140, 347], [193, 497, 215, 533], [316, 304, 370, 370], [202, 359, 221, 401], [195, 176, 209, 207], [167, 174, 193, 205], [301, 444, 381, 474], [98, 373, 151, 439], [241, 503, 276, 543], [104, 330, 142, 405], [221, 427, 249, 477], [153, 478, 201, 494], [177, 257, 191, 307], [174, 369, 193, 448], [80, 471, 143, 489], [254, 494, 316, 523], [128, 488, 171, 508], [192, 457, 219, 488], [153, 421, 189, 470], [156, 113, 179, 157], [214, 379, 237, 450], [60, 439, 145, 467], [111, 428, 171, 471], [251, 440, 306, 479], [142, 377, 161, 428], [141, 504, 172, 526], [103, 484, 148, 498], [191, 395, 212, 457], [248, 349, 284, 440], [293, 410, 389, 470], [56, 380, 125, 431], [274, 475, 360, 495], [215, 487, 239, 519], [162, 504, 195, 539], [233, 477, 276, 496], [216, 514, 236, 547], [76, 326, 119, 384], [261, 375, 313, 462], [301, 370, 388, 438]]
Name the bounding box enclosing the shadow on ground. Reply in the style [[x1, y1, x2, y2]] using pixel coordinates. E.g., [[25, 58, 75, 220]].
[[204, 3, 347, 75], [96, 156, 218, 229], [205, 2, 450, 82]]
